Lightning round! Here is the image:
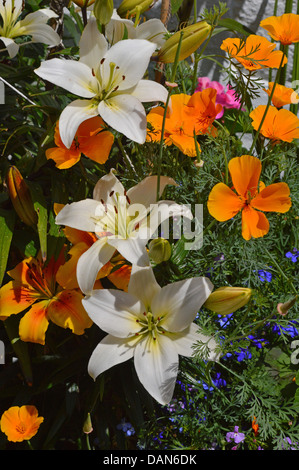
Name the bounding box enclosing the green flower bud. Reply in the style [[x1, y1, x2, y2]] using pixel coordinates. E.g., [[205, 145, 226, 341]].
[[94, 0, 114, 25], [117, 0, 154, 18], [157, 21, 211, 64], [6, 166, 38, 227], [149, 238, 172, 264], [204, 287, 252, 316]]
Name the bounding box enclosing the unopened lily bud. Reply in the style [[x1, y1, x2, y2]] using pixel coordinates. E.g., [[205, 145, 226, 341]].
[[83, 413, 93, 434], [157, 21, 211, 64], [94, 0, 114, 25], [149, 237, 172, 264], [72, 0, 95, 7], [204, 286, 252, 316], [277, 296, 297, 316], [117, 0, 154, 18], [6, 166, 37, 227]]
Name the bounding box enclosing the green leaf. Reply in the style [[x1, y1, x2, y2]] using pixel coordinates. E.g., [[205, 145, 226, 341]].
[[27, 181, 48, 262], [217, 18, 255, 36], [171, 0, 184, 14], [0, 209, 15, 286], [4, 316, 33, 385]]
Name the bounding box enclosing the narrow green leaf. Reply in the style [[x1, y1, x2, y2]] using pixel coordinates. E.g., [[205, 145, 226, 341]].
[[0, 209, 15, 286], [27, 182, 48, 262], [217, 18, 254, 36]]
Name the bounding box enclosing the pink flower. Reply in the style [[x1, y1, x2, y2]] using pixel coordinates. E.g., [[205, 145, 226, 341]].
[[196, 77, 242, 118]]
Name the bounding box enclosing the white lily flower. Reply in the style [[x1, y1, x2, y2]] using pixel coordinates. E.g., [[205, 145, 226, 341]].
[[82, 264, 219, 405], [106, 9, 167, 48], [0, 0, 60, 58], [56, 169, 193, 295], [34, 16, 168, 148]]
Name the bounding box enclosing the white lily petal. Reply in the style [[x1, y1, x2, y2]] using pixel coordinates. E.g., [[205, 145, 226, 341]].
[[136, 19, 168, 48], [152, 277, 214, 333], [171, 323, 220, 362], [56, 198, 101, 232], [98, 94, 147, 144], [82, 288, 146, 336], [129, 79, 168, 104], [134, 334, 179, 405], [106, 11, 136, 45], [76, 238, 115, 295], [93, 169, 126, 205], [88, 334, 138, 380], [18, 24, 60, 46], [35, 58, 98, 98], [0, 36, 19, 58], [19, 9, 58, 25], [102, 39, 156, 90], [79, 17, 108, 69], [128, 265, 161, 312], [127, 175, 177, 208], [107, 236, 150, 267], [58, 99, 99, 148], [146, 201, 193, 240]]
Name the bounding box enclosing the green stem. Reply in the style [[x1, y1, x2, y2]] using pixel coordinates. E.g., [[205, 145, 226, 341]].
[[249, 46, 286, 154], [81, 6, 88, 26], [263, 247, 297, 295], [156, 31, 184, 201], [230, 71, 252, 135]]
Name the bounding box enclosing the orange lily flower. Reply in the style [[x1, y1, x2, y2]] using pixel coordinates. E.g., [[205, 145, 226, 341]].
[[146, 89, 221, 157], [0, 249, 92, 344], [220, 35, 287, 71], [207, 154, 291, 240], [0, 406, 44, 442], [264, 82, 299, 108], [54, 204, 132, 292], [45, 116, 114, 169], [260, 13, 299, 45], [250, 105, 299, 143]]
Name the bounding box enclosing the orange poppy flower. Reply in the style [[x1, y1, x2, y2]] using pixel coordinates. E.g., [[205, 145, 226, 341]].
[[220, 35, 287, 71], [260, 13, 299, 45], [0, 249, 92, 344], [207, 155, 291, 240], [46, 116, 114, 169], [264, 82, 299, 108], [252, 416, 259, 436], [146, 89, 221, 157], [250, 105, 299, 143], [54, 204, 132, 292], [0, 405, 44, 442]]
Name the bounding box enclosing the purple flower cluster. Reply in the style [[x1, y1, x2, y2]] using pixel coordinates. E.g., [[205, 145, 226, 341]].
[[285, 248, 299, 263], [195, 77, 242, 118]]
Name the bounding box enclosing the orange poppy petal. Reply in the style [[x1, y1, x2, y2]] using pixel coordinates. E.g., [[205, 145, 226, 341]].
[[169, 134, 198, 157], [207, 183, 243, 221], [228, 155, 262, 198], [46, 289, 92, 335], [0, 281, 37, 318], [250, 105, 299, 142], [241, 206, 269, 240], [108, 264, 132, 291], [260, 13, 299, 45], [19, 300, 50, 345], [0, 406, 44, 442], [81, 130, 114, 164], [251, 182, 291, 213], [45, 147, 81, 169]]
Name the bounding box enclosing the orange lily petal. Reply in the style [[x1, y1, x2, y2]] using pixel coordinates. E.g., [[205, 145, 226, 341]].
[[0, 406, 44, 442], [207, 182, 243, 221], [46, 289, 92, 335], [19, 300, 50, 345], [251, 182, 291, 213], [56, 242, 90, 290], [260, 13, 299, 45], [0, 280, 37, 318], [108, 264, 132, 291], [241, 206, 269, 240], [228, 155, 262, 198]]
